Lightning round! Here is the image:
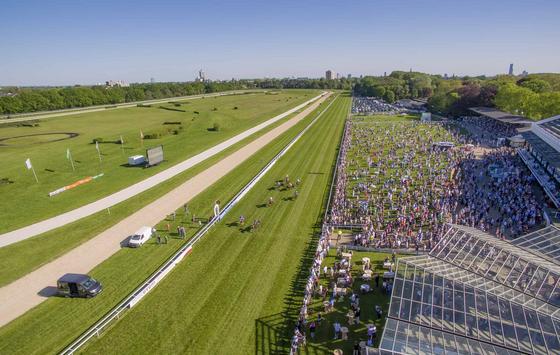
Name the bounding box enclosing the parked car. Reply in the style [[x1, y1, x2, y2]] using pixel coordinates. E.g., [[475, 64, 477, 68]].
[[128, 226, 153, 247], [57, 273, 102, 298]]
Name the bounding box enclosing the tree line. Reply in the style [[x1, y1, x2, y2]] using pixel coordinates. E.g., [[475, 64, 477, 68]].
[[0, 81, 254, 115], [352, 71, 560, 120], [0, 78, 355, 115], [2, 73, 558, 119]]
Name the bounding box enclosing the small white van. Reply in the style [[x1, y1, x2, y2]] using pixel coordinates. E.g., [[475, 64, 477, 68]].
[[128, 226, 153, 247]]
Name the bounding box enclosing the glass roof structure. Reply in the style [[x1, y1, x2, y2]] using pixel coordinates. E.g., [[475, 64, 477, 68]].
[[513, 225, 560, 266], [380, 318, 521, 355], [379, 224, 560, 354]]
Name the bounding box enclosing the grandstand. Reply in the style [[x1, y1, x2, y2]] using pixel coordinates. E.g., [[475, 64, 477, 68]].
[[519, 115, 560, 208], [379, 224, 560, 354], [468, 107, 560, 209]]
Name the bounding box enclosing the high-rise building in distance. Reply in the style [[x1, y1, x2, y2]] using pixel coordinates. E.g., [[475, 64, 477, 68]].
[[508, 63, 514, 75], [325, 70, 333, 80]]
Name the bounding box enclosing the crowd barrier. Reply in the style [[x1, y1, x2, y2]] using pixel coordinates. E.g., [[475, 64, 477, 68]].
[[60, 93, 335, 354]]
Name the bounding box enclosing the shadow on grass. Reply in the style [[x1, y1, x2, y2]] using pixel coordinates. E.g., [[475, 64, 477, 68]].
[[255, 219, 322, 354]]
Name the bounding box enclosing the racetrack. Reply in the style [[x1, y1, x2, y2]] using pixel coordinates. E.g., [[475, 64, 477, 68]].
[[0, 92, 326, 248], [0, 92, 331, 328]]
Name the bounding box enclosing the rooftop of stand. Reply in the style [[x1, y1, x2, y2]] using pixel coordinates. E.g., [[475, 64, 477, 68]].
[[469, 107, 534, 124], [520, 131, 560, 169]]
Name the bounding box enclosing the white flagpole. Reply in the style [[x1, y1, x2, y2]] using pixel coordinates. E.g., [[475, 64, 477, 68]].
[[96, 141, 102, 163], [140, 130, 144, 148], [67, 148, 75, 171], [25, 158, 39, 183], [120, 135, 125, 155], [31, 166, 39, 183]]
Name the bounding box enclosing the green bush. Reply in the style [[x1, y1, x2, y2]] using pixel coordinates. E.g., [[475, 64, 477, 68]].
[[144, 127, 173, 139], [212, 123, 220, 131]]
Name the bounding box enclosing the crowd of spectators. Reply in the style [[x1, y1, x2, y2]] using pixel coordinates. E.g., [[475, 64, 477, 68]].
[[351, 97, 404, 115], [457, 116, 518, 146], [456, 147, 542, 237], [329, 120, 463, 250], [328, 116, 544, 250]]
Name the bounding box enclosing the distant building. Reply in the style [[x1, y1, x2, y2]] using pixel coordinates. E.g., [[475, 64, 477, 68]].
[[325, 70, 333, 80], [105, 80, 129, 88], [444, 73, 448, 79], [347, 74, 352, 79], [508, 63, 514, 75], [336, 72, 341, 79], [150, 77, 155, 84], [521, 70, 529, 77], [195, 69, 206, 82]]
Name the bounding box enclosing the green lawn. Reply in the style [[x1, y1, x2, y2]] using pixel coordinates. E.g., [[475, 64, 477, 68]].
[[0, 94, 334, 288], [301, 249, 397, 354], [0, 94, 347, 355], [0, 89, 318, 233]]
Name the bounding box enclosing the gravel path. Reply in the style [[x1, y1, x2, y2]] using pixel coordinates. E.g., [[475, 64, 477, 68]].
[[0, 92, 331, 328]]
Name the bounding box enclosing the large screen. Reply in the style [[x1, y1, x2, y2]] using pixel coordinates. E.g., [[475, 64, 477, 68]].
[[146, 145, 164, 166]]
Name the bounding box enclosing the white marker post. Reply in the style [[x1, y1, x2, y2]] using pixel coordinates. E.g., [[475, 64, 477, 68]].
[[25, 158, 39, 183], [66, 148, 75, 171], [95, 141, 102, 163]]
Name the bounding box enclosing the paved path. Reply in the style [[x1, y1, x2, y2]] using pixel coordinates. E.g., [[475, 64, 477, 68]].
[[0, 92, 325, 248], [0, 90, 251, 124], [0, 92, 331, 328]]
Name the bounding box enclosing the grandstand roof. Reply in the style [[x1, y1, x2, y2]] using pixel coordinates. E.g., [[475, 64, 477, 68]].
[[521, 131, 560, 169], [537, 116, 560, 141], [469, 107, 533, 124], [379, 224, 560, 354]]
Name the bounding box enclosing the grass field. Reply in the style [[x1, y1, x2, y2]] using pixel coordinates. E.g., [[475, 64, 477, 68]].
[[0, 94, 347, 354], [0, 94, 334, 288], [0, 89, 318, 233]]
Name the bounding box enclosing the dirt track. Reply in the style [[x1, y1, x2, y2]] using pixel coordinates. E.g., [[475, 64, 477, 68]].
[[0, 92, 331, 328]]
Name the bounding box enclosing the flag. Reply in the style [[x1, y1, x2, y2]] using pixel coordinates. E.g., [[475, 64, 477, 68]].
[[25, 158, 32, 170], [95, 141, 100, 152], [66, 148, 71, 160]]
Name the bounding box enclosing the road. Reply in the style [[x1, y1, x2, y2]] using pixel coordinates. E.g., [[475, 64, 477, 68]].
[[0, 90, 254, 124], [0, 92, 326, 248], [0, 92, 331, 328]]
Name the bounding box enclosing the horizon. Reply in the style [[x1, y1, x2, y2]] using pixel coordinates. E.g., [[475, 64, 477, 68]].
[[1, 0, 559, 86], [0, 70, 549, 88]]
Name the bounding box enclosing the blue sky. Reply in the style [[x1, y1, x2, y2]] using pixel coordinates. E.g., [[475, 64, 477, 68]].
[[1, 0, 559, 86]]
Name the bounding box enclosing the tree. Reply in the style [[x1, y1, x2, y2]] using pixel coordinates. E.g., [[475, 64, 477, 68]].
[[518, 78, 552, 93], [384, 90, 395, 103]]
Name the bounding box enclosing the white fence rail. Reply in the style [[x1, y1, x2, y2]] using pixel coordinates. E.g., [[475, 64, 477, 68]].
[[59, 92, 334, 355], [290, 98, 349, 355]]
